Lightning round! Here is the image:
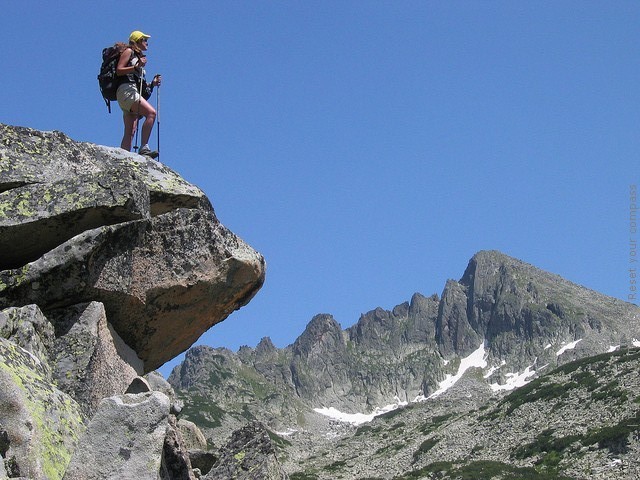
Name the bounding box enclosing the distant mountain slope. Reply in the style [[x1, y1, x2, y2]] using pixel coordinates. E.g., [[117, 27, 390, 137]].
[[289, 346, 640, 479], [169, 250, 640, 450]]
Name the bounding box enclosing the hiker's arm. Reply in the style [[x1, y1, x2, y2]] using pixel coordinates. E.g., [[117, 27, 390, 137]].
[[116, 49, 139, 76]]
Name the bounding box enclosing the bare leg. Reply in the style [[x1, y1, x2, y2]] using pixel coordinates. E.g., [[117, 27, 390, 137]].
[[132, 97, 156, 148], [120, 112, 139, 151]]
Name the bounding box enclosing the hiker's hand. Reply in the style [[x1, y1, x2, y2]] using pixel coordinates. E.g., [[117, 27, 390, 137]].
[[153, 74, 162, 86]]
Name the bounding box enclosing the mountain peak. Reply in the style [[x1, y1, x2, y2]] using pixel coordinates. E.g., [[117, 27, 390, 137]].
[[165, 249, 640, 478], [172, 250, 640, 427], [292, 314, 344, 356]]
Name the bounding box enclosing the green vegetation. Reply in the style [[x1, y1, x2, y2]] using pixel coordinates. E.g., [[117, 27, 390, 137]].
[[395, 461, 454, 479], [208, 366, 233, 385], [237, 365, 276, 399], [267, 429, 292, 449], [419, 413, 455, 435], [375, 442, 405, 455], [483, 347, 640, 419], [470, 444, 484, 454], [412, 437, 440, 461], [240, 404, 257, 421], [582, 412, 640, 454], [290, 472, 319, 480], [324, 459, 348, 473], [395, 460, 575, 480], [355, 424, 382, 436], [614, 348, 640, 363], [179, 393, 226, 430], [390, 421, 406, 431], [478, 406, 502, 422], [569, 370, 598, 391], [512, 410, 640, 465], [500, 378, 579, 415], [590, 379, 628, 404], [551, 346, 640, 376], [378, 405, 408, 421], [512, 428, 580, 466]]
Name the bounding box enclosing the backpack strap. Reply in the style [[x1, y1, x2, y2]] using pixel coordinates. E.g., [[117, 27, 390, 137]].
[[122, 48, 144, 84]]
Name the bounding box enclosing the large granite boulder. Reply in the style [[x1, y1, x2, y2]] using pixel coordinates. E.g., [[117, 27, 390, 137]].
[[63, 391, 171, 480], [51, 301, 142, 416], [0, 336, 85, 479], [0, 303, 55, 369], [0, 123, 266, 371]]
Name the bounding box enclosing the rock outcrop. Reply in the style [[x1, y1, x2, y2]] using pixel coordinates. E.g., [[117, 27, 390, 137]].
[[204, 422, 288, 480], [0, 123, 265, 479], [0, 332, 85, 480], [63, 392, 171, 480], [0, 123, 265, 372], [51, 301, 141, 416]]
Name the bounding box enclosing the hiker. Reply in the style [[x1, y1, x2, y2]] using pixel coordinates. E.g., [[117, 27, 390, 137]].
[[116, 30, 162, 158]]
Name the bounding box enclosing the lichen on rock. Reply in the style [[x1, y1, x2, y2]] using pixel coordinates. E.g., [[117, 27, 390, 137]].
[[0, 123, 266, 371], [0, 122, 266, 479], [0, 337, 85, 480]]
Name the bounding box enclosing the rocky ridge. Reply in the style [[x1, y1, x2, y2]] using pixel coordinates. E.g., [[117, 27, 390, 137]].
[[167, 251, 640, 478], [0, 123, 267, 479], [169, 251, 639, 432]]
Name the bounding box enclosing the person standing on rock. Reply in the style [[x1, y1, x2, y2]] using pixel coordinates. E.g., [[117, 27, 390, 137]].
[[116, 30, 162, 158]]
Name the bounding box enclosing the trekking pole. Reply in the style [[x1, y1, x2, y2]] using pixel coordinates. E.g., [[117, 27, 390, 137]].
[[132, 70, 145, 152], [133, 115, 139, 152], [156, 84, 160, 160]]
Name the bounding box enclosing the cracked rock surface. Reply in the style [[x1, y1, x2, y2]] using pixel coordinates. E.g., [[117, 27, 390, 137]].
[[0, 123, 266, 371]]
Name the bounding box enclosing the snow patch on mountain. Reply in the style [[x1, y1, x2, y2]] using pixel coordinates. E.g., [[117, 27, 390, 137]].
[[428, 342, 487, 399], [556, 339, 582, 356], [314, 397, 408, 426], [483, 360, 506, 379], [489, 365, 537, 392]]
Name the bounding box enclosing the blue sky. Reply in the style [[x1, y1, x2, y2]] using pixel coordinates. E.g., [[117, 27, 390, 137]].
[[2, 2, 638, 378]]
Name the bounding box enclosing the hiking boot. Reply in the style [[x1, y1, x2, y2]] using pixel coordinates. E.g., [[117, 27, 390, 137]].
[[138, 146, 159, 159]]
